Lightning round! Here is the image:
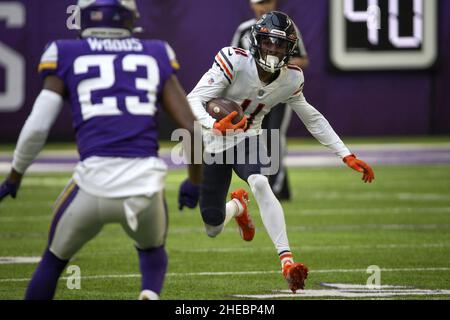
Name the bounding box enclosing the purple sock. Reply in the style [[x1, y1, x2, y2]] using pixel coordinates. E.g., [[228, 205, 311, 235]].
[[24, 248, 68, 300], [137, 246, 168, 294]]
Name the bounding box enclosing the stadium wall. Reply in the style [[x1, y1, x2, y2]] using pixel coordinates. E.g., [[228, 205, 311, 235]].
[[0, 0, 448, 142]]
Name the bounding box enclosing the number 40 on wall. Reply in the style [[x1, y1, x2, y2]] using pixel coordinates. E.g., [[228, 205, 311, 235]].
[[344, 0, 423, 48]]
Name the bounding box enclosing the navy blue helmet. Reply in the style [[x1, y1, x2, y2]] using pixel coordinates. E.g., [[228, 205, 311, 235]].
[[250, 11, 298, 73]]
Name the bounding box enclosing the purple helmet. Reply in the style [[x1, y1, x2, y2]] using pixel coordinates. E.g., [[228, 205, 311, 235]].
[[77, 0, 140, 38]]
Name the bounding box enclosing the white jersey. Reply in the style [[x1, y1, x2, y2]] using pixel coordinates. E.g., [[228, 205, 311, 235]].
[[187, 47, 351, 157], [72, 156, 167, 198]]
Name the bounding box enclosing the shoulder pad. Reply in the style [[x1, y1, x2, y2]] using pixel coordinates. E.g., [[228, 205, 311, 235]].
[[231, 47, 249, 57], [287, 64, 302, 73]]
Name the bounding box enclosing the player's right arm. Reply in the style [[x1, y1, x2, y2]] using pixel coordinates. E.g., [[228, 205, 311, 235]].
[[0, 78, 65, 202], [0, 42, 66, 202], [187, 47, 246, 133]]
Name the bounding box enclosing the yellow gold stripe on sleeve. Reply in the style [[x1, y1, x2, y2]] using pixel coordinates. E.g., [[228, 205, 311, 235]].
[[38, 62, 57, 73]]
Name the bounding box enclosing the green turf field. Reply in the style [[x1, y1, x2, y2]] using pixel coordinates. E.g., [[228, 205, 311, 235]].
[[0, 162, 449, 300]]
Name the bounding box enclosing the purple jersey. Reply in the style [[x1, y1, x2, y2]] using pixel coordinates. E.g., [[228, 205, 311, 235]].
[[38, 37, 179, 160]]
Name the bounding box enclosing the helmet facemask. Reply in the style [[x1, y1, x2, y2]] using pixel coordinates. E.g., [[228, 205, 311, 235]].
[[253, 34, 295, 73]]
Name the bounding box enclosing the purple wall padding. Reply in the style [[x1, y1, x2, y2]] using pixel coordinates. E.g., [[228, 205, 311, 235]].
[[0, 0, 448, 142]]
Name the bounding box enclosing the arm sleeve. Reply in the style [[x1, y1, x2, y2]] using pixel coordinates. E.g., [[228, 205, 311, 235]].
[[12, 89, 64, 174], [187, 47, 237, 129], [288, 90, 351, 159]]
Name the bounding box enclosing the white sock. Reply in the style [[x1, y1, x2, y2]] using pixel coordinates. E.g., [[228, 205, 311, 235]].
[[138, 290, 159, 300], [204, 199, 243, 237], [247, 174, 291, 254], [223, 198, 244, 226]]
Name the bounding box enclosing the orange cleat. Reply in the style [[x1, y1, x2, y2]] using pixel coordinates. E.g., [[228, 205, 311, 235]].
[[230, 188, 255, 241], [283, 262, 309, 293]]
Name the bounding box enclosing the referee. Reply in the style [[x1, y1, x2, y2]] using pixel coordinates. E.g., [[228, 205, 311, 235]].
[[231, 0, 309, 201]]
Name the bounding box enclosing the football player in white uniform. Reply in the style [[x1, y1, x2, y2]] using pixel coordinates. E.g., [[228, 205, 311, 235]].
[[179, 11, 375, 292], [231, 0, 309, 201]]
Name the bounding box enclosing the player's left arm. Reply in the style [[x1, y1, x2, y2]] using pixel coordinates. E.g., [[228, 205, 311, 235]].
[[288, 86, 374, 183], [0, 76, 65, 202]]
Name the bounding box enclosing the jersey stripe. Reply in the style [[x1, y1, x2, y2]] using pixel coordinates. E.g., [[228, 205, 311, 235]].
[[38, 62, 57, 73], [219, 50, 234, 71], [171, 60, 180, 70], [287, 64, 302, 72], [215, 54, 233, 80], [292, 83, 304, 96], [233, 47, 248, 56], [214, 61, 232, 84], [247, 103, 265, 127], [52, 180, 77, 216], [241, 99, 252, 112]]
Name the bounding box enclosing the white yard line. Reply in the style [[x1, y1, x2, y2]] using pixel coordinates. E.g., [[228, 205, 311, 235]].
[[304, 192, 450, 201], [1, 267, 449, 283], [167, 223, 450, 235], [289, 224, 450, 232], [298, 207, 450, 216], [0, 257, 41, 265], [177, 243, 450, 253], [233, 289, 450, 299]]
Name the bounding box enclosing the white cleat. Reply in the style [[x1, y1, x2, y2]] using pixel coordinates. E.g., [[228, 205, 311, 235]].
[[138, 290, 159, 300]]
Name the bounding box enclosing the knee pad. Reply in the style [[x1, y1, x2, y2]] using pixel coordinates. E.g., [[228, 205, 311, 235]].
[[248, 174, 270, 194], [200, 207, 225, 227], [204, 223, 224, 238]]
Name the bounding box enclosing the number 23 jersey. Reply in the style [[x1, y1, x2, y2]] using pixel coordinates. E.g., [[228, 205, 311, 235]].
[[38, 37, 179, 161], [38, 38, 179, 197]]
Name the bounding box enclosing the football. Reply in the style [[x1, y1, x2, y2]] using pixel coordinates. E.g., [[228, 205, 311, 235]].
[[206, 97, 244, 124]]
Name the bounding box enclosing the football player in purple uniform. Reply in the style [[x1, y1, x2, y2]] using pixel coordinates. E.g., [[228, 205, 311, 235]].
[[0, 0, 201, 300]]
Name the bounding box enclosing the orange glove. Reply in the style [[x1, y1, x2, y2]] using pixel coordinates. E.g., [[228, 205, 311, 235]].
[[343, 154, 375, 183], [213, 111, 248, 135]]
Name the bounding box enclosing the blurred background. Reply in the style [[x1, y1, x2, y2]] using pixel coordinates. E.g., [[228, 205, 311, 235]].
[[0, 0, 449, 142]]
